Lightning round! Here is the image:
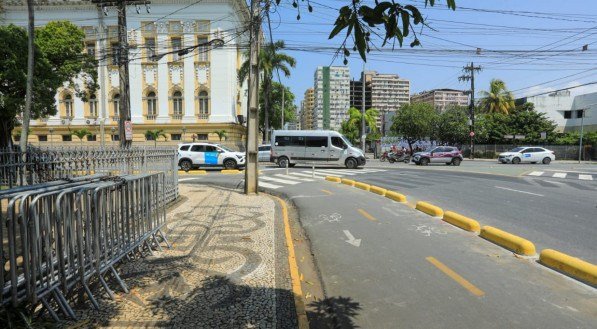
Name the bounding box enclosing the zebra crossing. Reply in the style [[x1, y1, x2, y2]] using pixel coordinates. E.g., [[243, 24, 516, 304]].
[[258, 168, 387, 190], [526, 171, 594, 181]]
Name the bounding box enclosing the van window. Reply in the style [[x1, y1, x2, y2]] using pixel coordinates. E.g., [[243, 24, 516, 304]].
[[331, 137, 345, 148], [306, 136, 328, 147], [191, 145, 205, 152], [291, 136, 305, 146], [179, 145, 190, 151], [275, 136, 291, 146]]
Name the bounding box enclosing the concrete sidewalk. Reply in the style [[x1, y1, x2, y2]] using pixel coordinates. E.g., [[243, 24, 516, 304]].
[[66, 185, 297, 328]]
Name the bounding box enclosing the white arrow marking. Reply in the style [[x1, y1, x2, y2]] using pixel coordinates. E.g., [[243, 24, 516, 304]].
[[343, 230, 361, 247]]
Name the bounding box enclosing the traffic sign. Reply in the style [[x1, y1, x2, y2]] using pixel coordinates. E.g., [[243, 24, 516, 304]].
[[124, 121, 133, 141], [469, 131, 475, 137]]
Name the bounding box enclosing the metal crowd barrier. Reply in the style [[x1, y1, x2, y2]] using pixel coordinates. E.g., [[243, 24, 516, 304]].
[[1, 173, 170, 320]]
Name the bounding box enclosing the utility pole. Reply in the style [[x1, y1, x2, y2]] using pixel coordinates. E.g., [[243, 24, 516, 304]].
[[459, 62, 482, 159], [281, 88, 285, 129], [93, 1, 149, 148], [361, 63, 366, 151], [245, 0, 261, 194], [97, 6, 108, 147], [20, 0, 34, 151]]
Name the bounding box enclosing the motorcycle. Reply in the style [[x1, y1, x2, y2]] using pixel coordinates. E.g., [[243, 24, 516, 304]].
[[380, 151, 389, 162], [388, 152, 410, 163]]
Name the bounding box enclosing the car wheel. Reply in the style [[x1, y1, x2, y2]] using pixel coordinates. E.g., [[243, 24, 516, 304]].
[[224, 159, 237, 169], [278, 157, 289, 168], [512, 157, 521, 164], [346, 158, 358, 169], [179, 159, 192, 172], [419, 158, 429, 166], [404, 158, 410, 163], [452, 158, 462, 166], [542, 157, 551, 165]]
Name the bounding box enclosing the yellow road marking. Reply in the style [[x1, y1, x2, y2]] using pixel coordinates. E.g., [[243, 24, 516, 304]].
[[321, 189, 333, 195], [426, 257, 485, 297], [271, 196, 309, 329], [358, 208, 377, 221]]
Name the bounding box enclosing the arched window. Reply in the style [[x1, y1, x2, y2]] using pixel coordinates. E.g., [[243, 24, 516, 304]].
[[147, 92, 157, 117], [89, 94, 98, 117], [112, 93, 120, 117], [199, 91, 209, 116], [64, 94, 73, 117], [172, 91, 183, 116]]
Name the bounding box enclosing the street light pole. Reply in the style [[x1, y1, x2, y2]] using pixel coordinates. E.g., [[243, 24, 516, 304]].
[[578, 109, 585, 163], [361, 63, 366, 151]]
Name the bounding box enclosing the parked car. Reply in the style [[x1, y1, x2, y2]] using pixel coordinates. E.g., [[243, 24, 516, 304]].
[[412, 146, 463, 166], [177, 143, 245, 171], [258, 144, 271, 162], [498, 147, 555, 164], [271, 130, 366, 169]]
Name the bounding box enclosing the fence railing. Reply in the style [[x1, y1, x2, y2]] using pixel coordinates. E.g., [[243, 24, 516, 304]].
[[460, 144, 596, 161], [1, 173, 170, 319], [0, 146, 178, 203]]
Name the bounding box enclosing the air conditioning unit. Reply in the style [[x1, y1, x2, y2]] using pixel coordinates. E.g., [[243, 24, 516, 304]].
[[86, 120, 91, 124], [61, 119, 67, 125]]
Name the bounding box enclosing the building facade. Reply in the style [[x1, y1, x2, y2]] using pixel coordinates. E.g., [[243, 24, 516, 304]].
[[2, 0, 249, 146], [349, 79, 372, 111], [411, 89, 469, 112], [313, 66, 350, 130], [365, 71, 410, 114], [301, 88, 315, 130], [519, 90, 597, 133]]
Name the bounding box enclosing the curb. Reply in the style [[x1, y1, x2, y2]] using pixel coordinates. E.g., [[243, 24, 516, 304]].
[[341, 178, 356, 186], [415, 201, 444, 217], [325, 176, 341, 183], [480, 226, 536, 256], [385, 191, 407, 203], [178, 170, 207, 175], [354, 182, 371, 191], [221, 169, 242, 174], [369, 185, 387, 196], [539, 249, 597, 287], [443, 211, 480, 232]]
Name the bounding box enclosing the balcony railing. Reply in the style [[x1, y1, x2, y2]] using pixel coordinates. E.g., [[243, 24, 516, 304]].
[[171, 114, 183, 120], [112, 116, 120, 122], [145, 114, 157, 120], [198, 113, 209, 120]]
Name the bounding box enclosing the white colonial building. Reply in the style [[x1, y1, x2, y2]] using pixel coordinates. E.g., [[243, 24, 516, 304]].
[[2, 0, 250, 145]]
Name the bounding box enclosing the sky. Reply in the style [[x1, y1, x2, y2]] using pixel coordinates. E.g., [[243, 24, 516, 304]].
[[265, 0, 597, 107]]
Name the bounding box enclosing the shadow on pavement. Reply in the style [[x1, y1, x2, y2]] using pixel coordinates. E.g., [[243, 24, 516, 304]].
[[307, 296, 362, 329]]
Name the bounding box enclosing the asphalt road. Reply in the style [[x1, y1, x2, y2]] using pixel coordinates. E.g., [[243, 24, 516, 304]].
[[180, 169, 597, 328]]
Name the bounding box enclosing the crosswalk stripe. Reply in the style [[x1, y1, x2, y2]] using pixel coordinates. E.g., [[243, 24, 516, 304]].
[[578, 174, 593, 181], [290, 172, 324, 179], [317, 169, 357, 175], [275, 174, 314, 182], [259, 181, 282, 189], [528, 171, 544, 176], [552, 173, 567, 178], [360, 168, 385, 172], [303, 170, 341, 177], [260, 176, 301, 185]]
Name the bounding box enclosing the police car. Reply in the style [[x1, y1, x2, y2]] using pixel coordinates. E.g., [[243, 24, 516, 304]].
[[178, 143, 246, 171]]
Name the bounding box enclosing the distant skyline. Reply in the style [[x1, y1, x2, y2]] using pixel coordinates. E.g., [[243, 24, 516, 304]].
[[266, 0, 597, 106]]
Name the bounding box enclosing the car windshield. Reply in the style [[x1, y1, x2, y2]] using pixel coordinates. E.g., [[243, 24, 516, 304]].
[[340, 135, 353, 147], [509, 147, 525, 152], [218, 145, 234, 152]]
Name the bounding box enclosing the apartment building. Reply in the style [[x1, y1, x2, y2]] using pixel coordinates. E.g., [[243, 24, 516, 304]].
[[313, 66, 350, 130], [411, 89, 469, 112], [301, 88, 315, 130], [3, 0, 249, 145], [349, 79, 372, 110]]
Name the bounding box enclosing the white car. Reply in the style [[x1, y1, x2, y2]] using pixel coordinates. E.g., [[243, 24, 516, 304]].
[[178, 143, 245, 171], [258, 144, 271, 162], [498, 147, 555, 165]]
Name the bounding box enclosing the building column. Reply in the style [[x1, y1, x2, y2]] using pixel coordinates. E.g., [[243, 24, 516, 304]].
[[130, 32, 144, 124], [183, 32, 196, 123], [156, 31, 170, 124]]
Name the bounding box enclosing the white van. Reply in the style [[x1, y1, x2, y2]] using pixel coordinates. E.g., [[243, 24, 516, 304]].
[[271, 130, 366, 169]]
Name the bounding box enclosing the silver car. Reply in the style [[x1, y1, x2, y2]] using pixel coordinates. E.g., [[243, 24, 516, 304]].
[[258, 144, 271, 162]]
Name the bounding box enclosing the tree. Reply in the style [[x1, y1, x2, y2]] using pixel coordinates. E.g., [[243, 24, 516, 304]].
[[213, 130, 227, 141], [390, 103, 438, 152], [145, 129, 167, 147], [20, 0, 35, 151], [71, 128, 92, 146], [340, 108, 379, 144], [478, 79, 515, 115], [0, 22, 97, 148], [238, 40, 295, 142], [436, 106, 469, 145], [259, 82, 297, 131]]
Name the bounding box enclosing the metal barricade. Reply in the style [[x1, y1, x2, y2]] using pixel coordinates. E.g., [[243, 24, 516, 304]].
[[1, 173, 170, 320]]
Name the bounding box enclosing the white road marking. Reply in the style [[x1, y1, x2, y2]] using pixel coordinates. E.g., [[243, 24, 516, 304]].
[[343, 230, 361, 247], [494, 186, 544, 197], [578, 174, 593, 181], [317, 169, 357, 175], [178, 177, 202, 182], [260, 176, 301, 185], [552, 172, 567, 178], [275, 174, 314, 182], [301, 170, 337, 177], [290, 172, 324, 179], [528, 171, 544, 176], [259, 181, 283, 189]]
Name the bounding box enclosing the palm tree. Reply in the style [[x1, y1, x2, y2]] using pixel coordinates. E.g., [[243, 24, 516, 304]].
[[340, 108, 379, 144], [145, 129, 167, 147], [479, 79, 515, 115], [213, 129, 227, 141], [71, 128, 92, 146], [238, 40, 296, 142]]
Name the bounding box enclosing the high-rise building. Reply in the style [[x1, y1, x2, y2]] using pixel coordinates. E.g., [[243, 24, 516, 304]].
[[3, 0, 249, 146], [301, 88, 315, 130], [411, 89, 469, 112], [349, 79, 372, 110], [313, 66, 350, 130]]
